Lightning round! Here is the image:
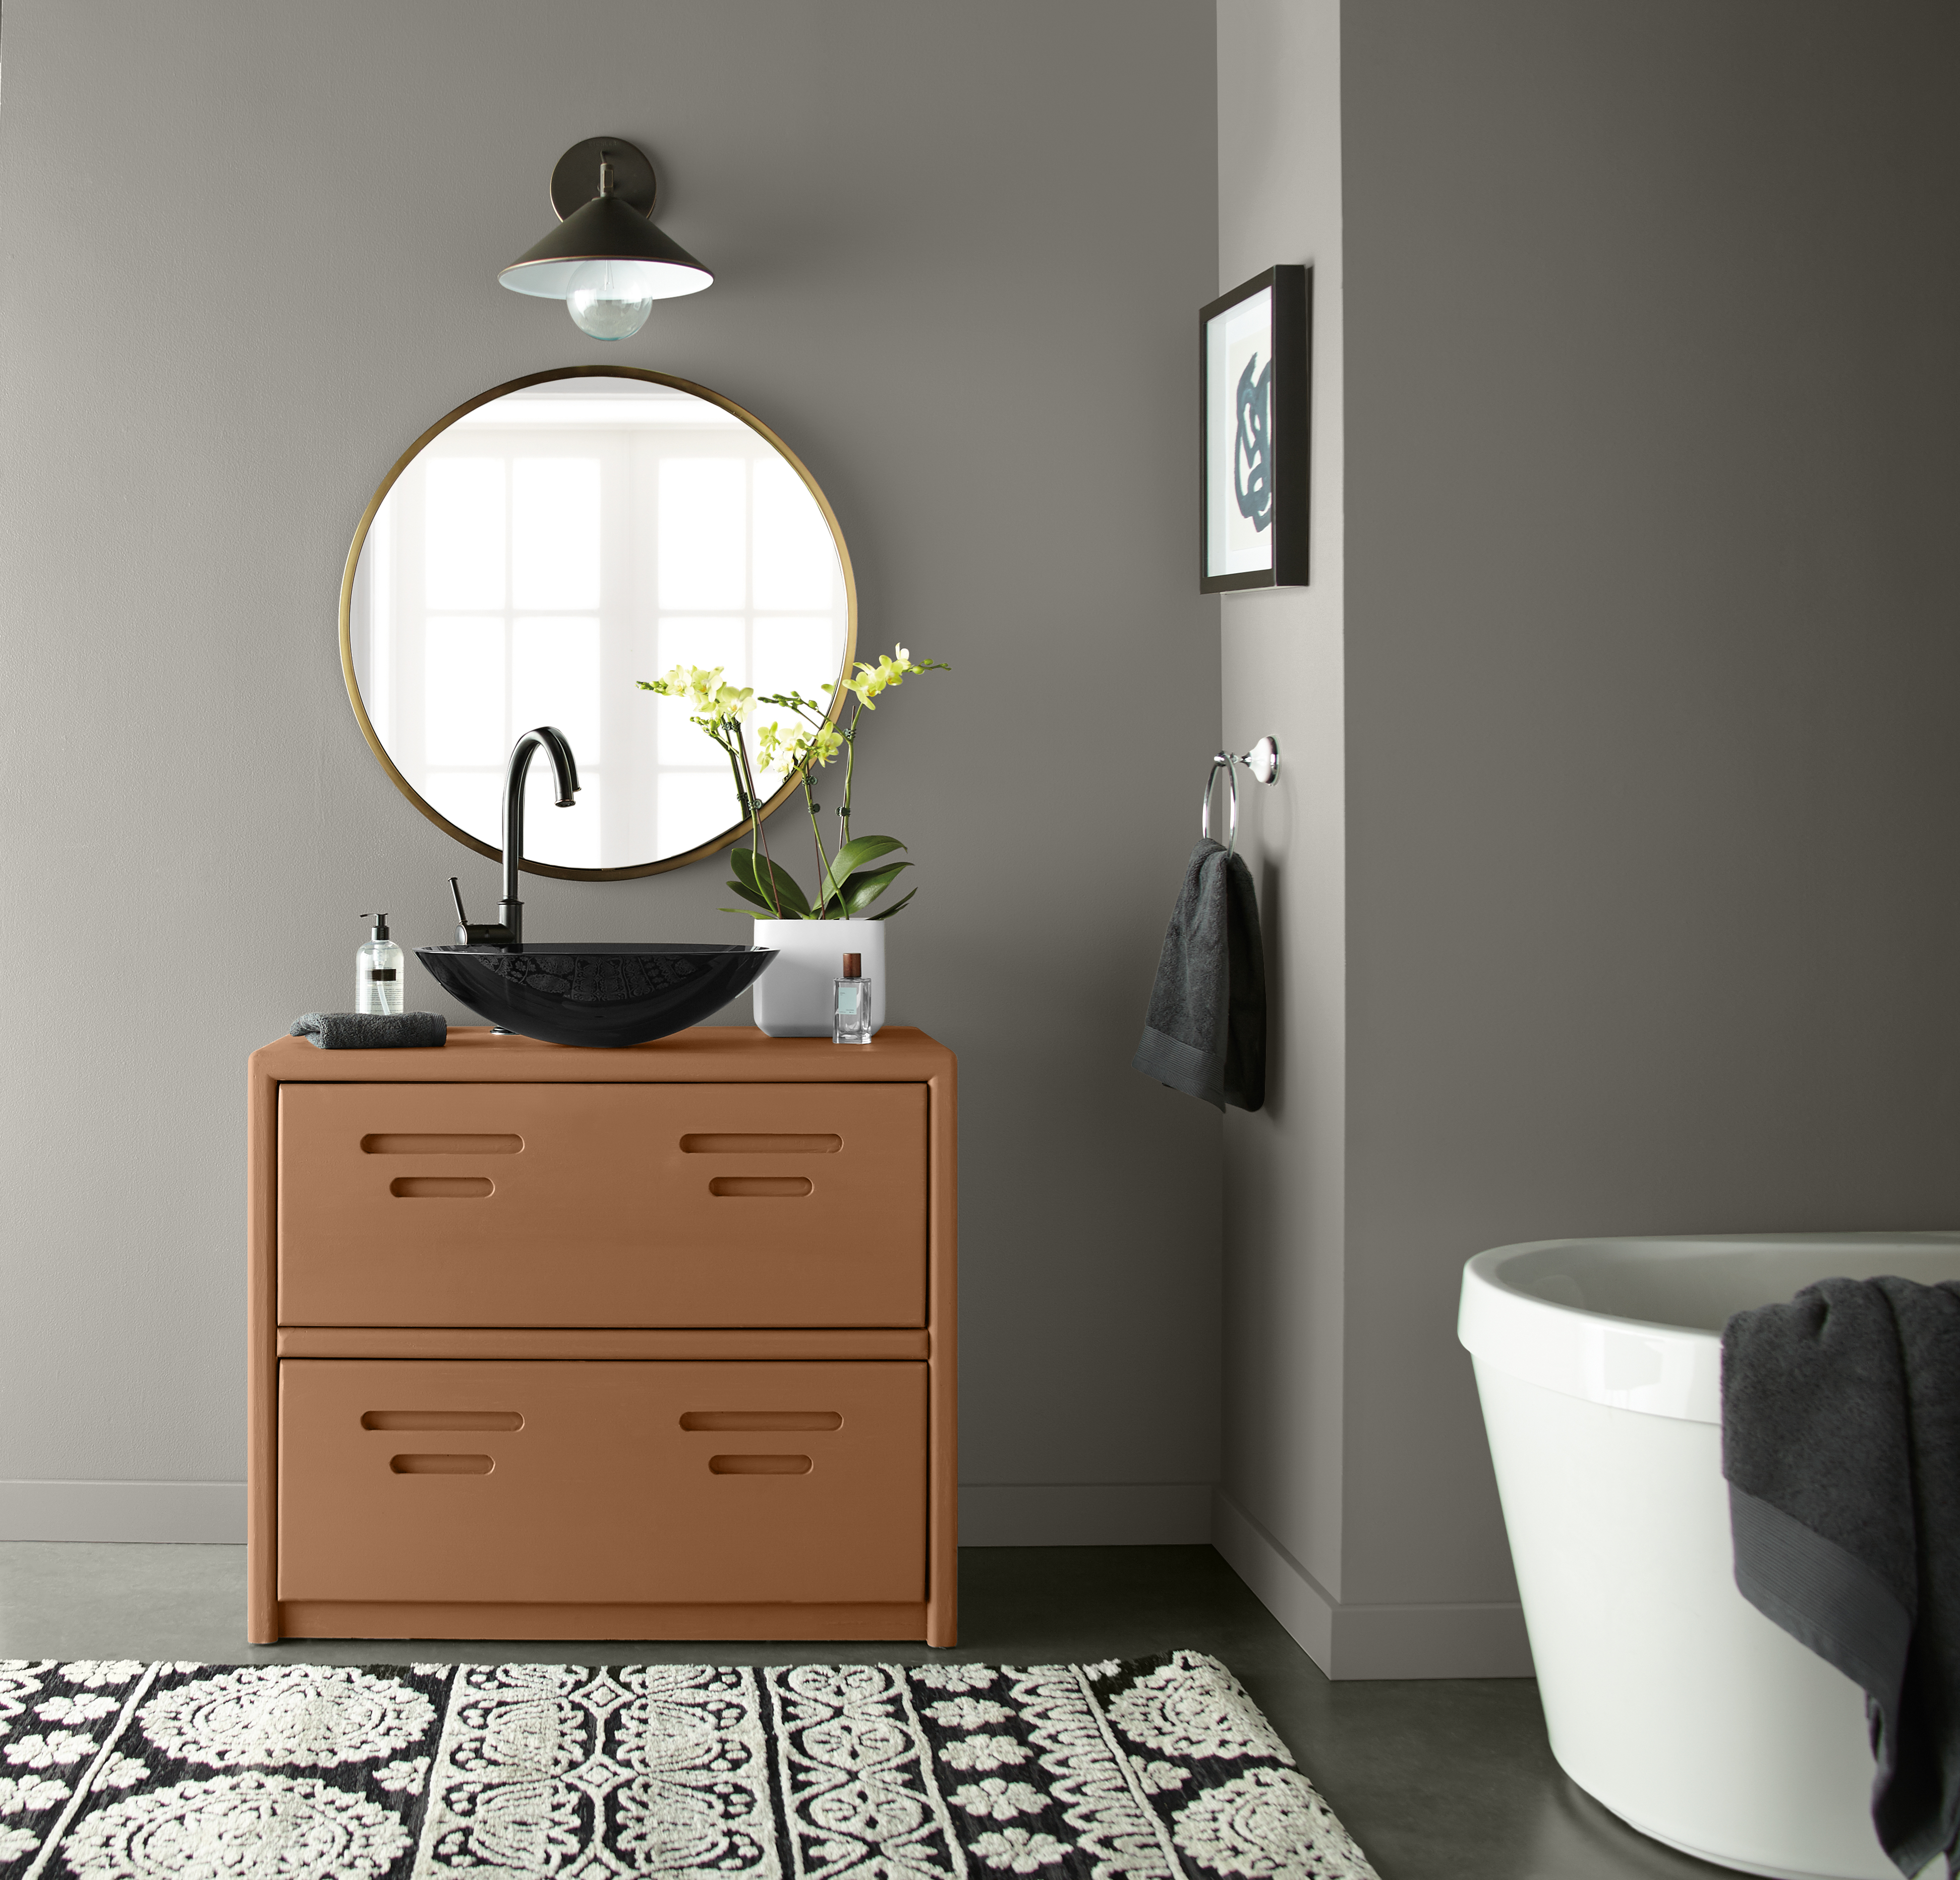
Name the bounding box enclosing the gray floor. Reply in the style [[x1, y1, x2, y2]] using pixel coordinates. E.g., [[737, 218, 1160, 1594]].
[[0, 1541, 1730, 1880]]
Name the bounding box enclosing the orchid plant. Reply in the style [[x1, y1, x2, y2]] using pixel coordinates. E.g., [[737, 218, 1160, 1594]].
[[638, 644, 948, 920]]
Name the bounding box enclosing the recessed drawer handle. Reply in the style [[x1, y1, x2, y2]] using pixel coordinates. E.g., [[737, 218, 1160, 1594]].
[[363, 1411, 523, 1431], [707, 1177, 812, 1198], [680, 1134, 841, 1154], [708, 1454, 812, 1475], [679, 1411, 841, 1431], [361, 1134, 523, 1155], [389, 1177, 494, 1199], [390, 1454, 493, 1475]]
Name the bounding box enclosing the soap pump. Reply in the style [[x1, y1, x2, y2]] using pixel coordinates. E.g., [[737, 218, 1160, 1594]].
[[357, 913, 404, 1016]]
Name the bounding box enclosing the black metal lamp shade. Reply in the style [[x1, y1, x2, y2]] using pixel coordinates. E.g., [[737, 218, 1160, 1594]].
[[498, 189, 712, 302]]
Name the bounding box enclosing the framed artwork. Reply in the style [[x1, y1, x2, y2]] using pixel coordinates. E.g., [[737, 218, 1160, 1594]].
[[1200, 264, 1310, 593]]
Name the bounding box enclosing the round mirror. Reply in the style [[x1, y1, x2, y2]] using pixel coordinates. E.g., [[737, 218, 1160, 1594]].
[[340, 367, 856, 877]]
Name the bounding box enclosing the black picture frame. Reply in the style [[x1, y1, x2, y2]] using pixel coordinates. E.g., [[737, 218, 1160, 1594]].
[[1199, 264, 1310, 593]]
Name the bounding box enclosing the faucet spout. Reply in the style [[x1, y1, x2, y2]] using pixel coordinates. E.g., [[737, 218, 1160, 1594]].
[[453, 726, 580, 948], [501, 726, 581, 919]]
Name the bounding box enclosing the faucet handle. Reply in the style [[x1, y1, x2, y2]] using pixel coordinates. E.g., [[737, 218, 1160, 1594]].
[[448, 873, 516, 948]]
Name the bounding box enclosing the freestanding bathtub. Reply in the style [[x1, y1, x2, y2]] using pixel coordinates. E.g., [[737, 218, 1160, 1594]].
[[1459, 1232, 1960, 1880]]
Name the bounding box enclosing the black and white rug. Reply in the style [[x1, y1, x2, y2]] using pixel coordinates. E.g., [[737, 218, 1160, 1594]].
[[0, 1652, 1375, 1878]]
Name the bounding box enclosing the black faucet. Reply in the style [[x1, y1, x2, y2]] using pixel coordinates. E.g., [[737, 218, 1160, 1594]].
[[447, 726, 581, 947]]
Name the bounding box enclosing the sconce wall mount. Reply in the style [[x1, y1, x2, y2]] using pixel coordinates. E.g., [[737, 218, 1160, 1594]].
[[499, 136, 712, 341]]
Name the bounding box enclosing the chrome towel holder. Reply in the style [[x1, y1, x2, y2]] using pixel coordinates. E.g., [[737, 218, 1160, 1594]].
[[1201, 736, 1280, 856]]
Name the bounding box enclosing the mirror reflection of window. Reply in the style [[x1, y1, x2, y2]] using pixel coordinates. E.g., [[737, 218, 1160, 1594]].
[[659, 459, 745, 608], [424, 460, 505, 611], [513, 459, 600, 610], [347, 378, 850, 873]]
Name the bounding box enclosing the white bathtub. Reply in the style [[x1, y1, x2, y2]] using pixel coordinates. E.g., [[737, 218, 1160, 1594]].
[[1458, 1232, 1960, 1880]]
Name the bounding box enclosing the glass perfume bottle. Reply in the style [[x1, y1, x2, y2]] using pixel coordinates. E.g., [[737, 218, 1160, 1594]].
[[357, 912, 405, 1015], [833, 951, 873, 1044]]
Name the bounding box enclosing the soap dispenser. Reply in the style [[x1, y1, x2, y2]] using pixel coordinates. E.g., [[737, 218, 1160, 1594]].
[[357, 913, 404, 1016]]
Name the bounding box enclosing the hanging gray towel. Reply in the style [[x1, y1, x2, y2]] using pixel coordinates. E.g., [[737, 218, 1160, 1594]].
[[290, 1012, 448, 1049], [1132, 838, 1265, 1111], [1722, 1277, 1960, 1879]]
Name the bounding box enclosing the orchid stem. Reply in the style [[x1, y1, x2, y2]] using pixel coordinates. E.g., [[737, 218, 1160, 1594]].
[[802, 771, 841, 918]]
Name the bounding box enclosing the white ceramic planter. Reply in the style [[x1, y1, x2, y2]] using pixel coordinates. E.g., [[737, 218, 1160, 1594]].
[[751, 918, 886, 1038]]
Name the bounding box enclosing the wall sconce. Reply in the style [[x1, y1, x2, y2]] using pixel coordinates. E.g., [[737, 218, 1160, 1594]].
[[498, 137, 712, 341]]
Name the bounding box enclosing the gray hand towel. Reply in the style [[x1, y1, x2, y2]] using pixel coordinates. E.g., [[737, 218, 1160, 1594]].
[[289, 1012, 448, 1049], [1132, 838, 1265, 1111], [1722, 1278, 1960, 1878]]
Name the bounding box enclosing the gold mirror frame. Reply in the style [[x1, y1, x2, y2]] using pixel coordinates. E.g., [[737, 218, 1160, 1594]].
[[338, 365, 858, 881]]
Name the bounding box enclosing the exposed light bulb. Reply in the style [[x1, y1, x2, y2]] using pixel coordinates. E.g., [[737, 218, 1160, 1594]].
[[566, 259, 653, 340]]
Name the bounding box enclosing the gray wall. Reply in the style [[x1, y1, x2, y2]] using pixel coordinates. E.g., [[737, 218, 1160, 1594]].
[[1219, 0, 1960, 1676], [0, 0, 1223, 1542], [1342, 0, 1960, 1637], [1213, 0, 1351, 1654]]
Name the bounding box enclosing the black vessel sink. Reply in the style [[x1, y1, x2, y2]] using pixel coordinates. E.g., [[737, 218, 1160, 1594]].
[[417, 943, 777, 1048]]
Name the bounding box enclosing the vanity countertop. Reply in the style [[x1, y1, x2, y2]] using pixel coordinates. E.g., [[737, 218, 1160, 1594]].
[[252, 1023, 954, 1084]]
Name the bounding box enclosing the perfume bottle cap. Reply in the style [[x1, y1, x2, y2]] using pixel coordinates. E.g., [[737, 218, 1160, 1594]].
[[842, 952, 862, 978], [364, 912, 391, 941]]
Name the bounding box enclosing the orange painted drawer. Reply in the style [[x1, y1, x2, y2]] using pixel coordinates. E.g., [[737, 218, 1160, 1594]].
[[277, 1082, 926, 1326], [277, 1359, 926, 1605]]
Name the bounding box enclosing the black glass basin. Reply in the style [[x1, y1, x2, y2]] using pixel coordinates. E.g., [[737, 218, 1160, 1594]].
[[416, 943, 777, 1049]]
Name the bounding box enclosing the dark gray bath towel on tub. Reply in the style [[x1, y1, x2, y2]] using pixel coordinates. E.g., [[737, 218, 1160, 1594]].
[[1722, 1277, 1960, 1877], [1133, 837, 1265, 1111], [290, 1012, 447, 1049]]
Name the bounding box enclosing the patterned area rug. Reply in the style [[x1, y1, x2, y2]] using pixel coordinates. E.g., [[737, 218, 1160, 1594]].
[[0, 1652, 1375, 1879]]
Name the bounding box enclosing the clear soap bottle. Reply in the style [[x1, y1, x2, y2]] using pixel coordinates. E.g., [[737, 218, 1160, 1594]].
[[357, 913, 404, 1016], [833, 951, 873, 1044]]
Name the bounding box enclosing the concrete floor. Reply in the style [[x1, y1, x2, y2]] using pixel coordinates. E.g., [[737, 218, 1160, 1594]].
[[0, 1541, 1730, 1880]]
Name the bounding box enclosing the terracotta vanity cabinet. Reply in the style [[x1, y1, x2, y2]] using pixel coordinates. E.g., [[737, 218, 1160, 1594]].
[[247, 1025, 955, 1646]]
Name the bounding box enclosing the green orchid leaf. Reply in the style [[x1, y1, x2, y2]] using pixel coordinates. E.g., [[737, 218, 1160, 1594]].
[[763, 867, 815, 920], [728, 848, 812, 918], [839, 861, 912, 916], [822, 835, 907, 897], [868, 888, 917, 921], [724, 879, 778, 914]]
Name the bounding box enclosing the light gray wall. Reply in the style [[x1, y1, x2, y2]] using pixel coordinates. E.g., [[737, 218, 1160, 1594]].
[[0, 0, 1223, 1541], [1340, 0, 1960, 1641], [1213, 0, 1351, 1642]]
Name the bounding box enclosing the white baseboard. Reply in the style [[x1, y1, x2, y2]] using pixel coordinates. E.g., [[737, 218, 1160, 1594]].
[[0, 1480, 246, 1544], [1211, 1488, 1534, 1679], [960, 1483, 1213, 1545], [1210, 1488, 1337, 1665]]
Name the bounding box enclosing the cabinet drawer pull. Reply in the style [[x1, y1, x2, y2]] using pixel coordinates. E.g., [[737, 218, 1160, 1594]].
[[361, 1134, 523, 1155], [389, 1454, 493, 1475], [708, 1454, 812, 1475], [707, 1177, 812, 1198], [363, 1411, 523, 1432], [389, 1177, 494, 1199], [680, 1133, 841, 1154], [679, 1411, 840, 1432]]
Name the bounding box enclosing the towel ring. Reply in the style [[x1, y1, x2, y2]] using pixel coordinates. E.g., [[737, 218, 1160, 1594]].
[[1201, 757, 1241, 854], [1200, 737, 1280, 858]]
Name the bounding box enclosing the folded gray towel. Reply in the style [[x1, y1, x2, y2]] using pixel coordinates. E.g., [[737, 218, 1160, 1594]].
[[1132, 838, 1265, 1111], [290, 1012, 447, 1050], [1722, 1278, 1960, 1878]]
